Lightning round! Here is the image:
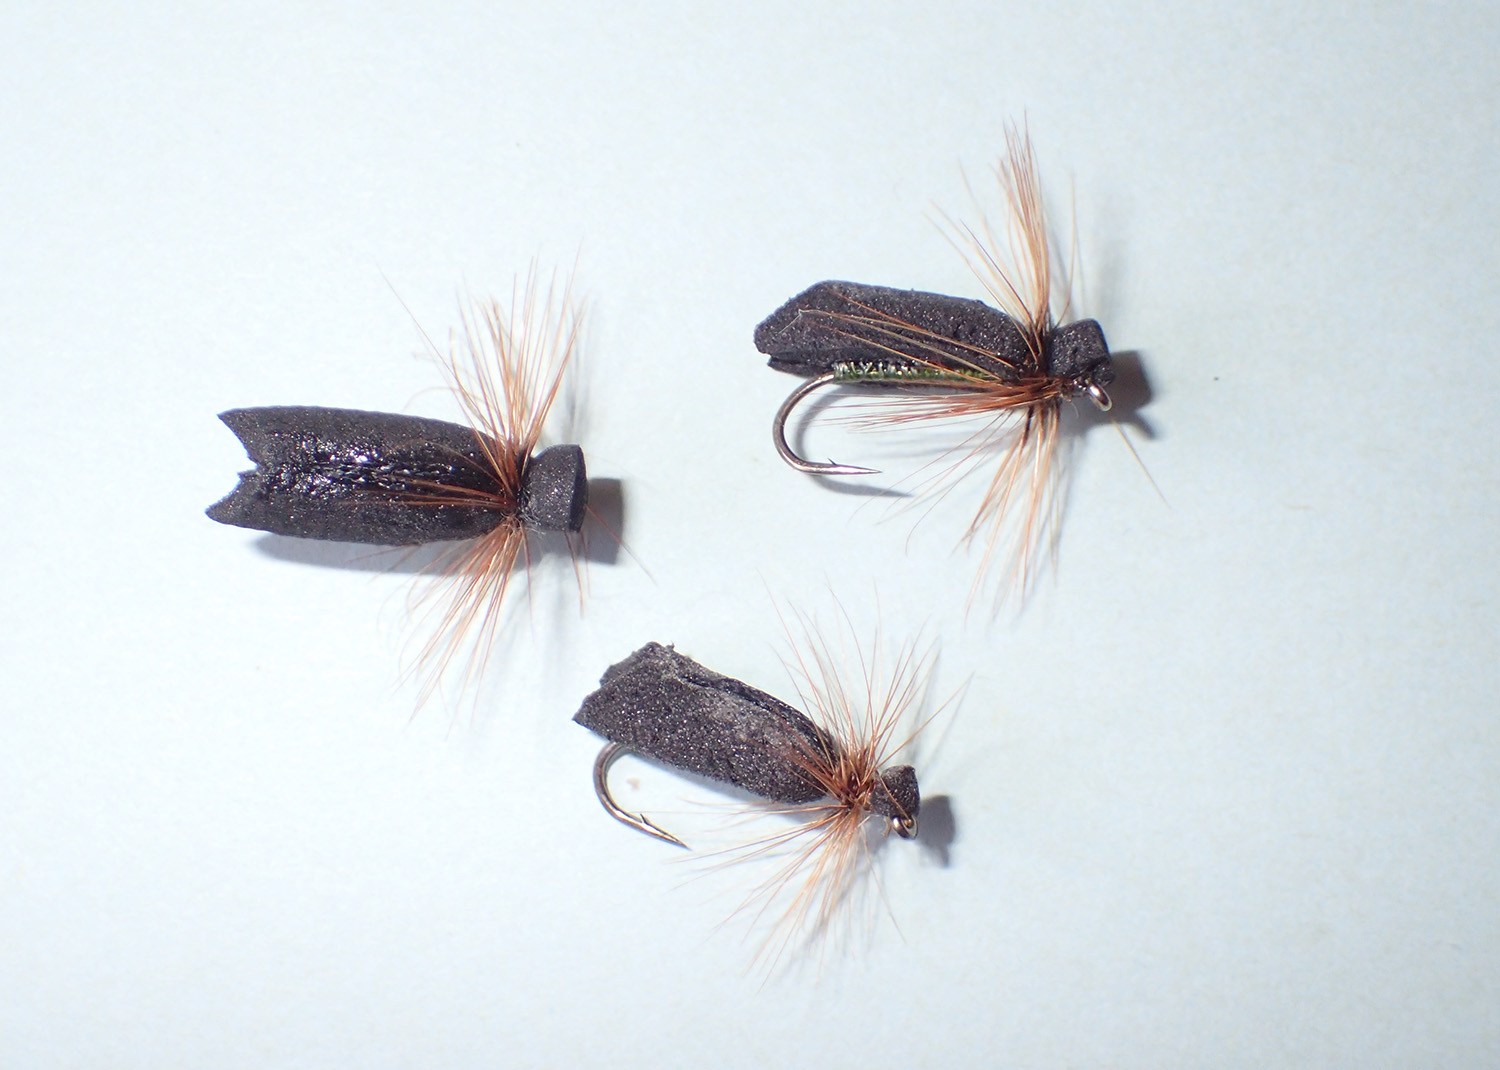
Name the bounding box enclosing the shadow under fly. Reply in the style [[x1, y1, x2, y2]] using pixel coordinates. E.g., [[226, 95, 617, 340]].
[[207, 266, 602, 707], [755, 122, 1149, 602], [573, 611, 952, 971]]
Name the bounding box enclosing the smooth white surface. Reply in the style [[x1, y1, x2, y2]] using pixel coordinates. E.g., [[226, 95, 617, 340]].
[[3, 2, 1498, 1066]]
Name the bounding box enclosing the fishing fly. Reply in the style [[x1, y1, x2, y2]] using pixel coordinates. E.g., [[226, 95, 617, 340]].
[[755, 124, 1117, 594], [574, 625, 933, 964], [207, 269, 587, 704]]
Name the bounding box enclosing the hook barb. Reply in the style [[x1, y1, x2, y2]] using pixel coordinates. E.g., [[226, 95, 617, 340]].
[[593, 742, 689, 849], [772, 373, 880, 476]]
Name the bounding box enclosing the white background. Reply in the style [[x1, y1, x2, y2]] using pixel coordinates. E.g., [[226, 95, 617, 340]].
[[3, 2, 1497, 1066]]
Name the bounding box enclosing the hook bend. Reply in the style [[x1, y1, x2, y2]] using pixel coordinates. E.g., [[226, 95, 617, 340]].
[[772, 373, 880, 477], [593, 742, 689, 849]]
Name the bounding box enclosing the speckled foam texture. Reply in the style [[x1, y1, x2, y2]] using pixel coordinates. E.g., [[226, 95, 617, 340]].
[[519, 444, 588, 533], [755, 281, 1116, 401], [872, 764, 920, 824], [207, 406, 591, 545], [206, 406, 507, 545], [753, 280, 1031, 380], [574, 642, 837, 806], [1044, 318, 1114, 389]]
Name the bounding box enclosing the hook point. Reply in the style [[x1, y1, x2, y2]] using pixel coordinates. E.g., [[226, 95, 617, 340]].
[[772, 373, 881, 477], [593, 743, 689, 849]]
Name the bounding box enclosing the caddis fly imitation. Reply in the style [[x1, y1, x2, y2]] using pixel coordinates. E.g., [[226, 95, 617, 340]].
[[574, 626, 935, 964], [755, 124, 1117, 595], [208, 269, 587, 704]]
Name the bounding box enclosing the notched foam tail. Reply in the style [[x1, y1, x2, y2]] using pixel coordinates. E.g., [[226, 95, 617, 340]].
[[204, 406, 509, 545]]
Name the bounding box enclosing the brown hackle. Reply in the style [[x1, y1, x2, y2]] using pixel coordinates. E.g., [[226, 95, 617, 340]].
[[689, 610, 943, 974], [399, 267, 584, 709], [801, 123, 1073, 601]]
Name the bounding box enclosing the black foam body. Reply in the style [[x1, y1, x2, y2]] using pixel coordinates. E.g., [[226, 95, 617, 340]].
[[754, 280, 1031, 381], [207, 407, 505, 544], [575, 643, 836, 806], [756, 280, 1114, 396], [519, 444, 588, 533], [576, 643, 921, 825], [209, 407, 590, 544]]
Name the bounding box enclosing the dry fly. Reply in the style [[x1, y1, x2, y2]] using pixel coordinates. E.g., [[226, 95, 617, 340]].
[[207, 268, 587, 705], [574, 622, 937, 968], [755, 124, 1115, 595]]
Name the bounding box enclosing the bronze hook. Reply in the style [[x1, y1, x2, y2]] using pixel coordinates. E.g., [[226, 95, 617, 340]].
[[772, 373, 881, 477], [592, 742, 689, 849]]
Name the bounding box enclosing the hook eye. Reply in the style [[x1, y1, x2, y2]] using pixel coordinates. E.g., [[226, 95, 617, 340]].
[[1086, 382, 1112, 411], [892, 816, 917, 839]]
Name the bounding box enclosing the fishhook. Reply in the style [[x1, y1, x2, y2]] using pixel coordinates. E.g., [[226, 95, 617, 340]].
[[593, 742, 689, 849], [1086, 381, 1112, 411], [772, 373, 881, 477]]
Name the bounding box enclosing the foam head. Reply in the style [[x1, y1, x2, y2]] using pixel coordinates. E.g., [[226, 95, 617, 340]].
[[871, 764, 920, 837], [1046, 318, 1113, 394], [519, 444, 588, 532]]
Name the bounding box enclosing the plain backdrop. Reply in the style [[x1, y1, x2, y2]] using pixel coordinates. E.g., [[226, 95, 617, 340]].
[[2, 2, 1497, 1067]]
